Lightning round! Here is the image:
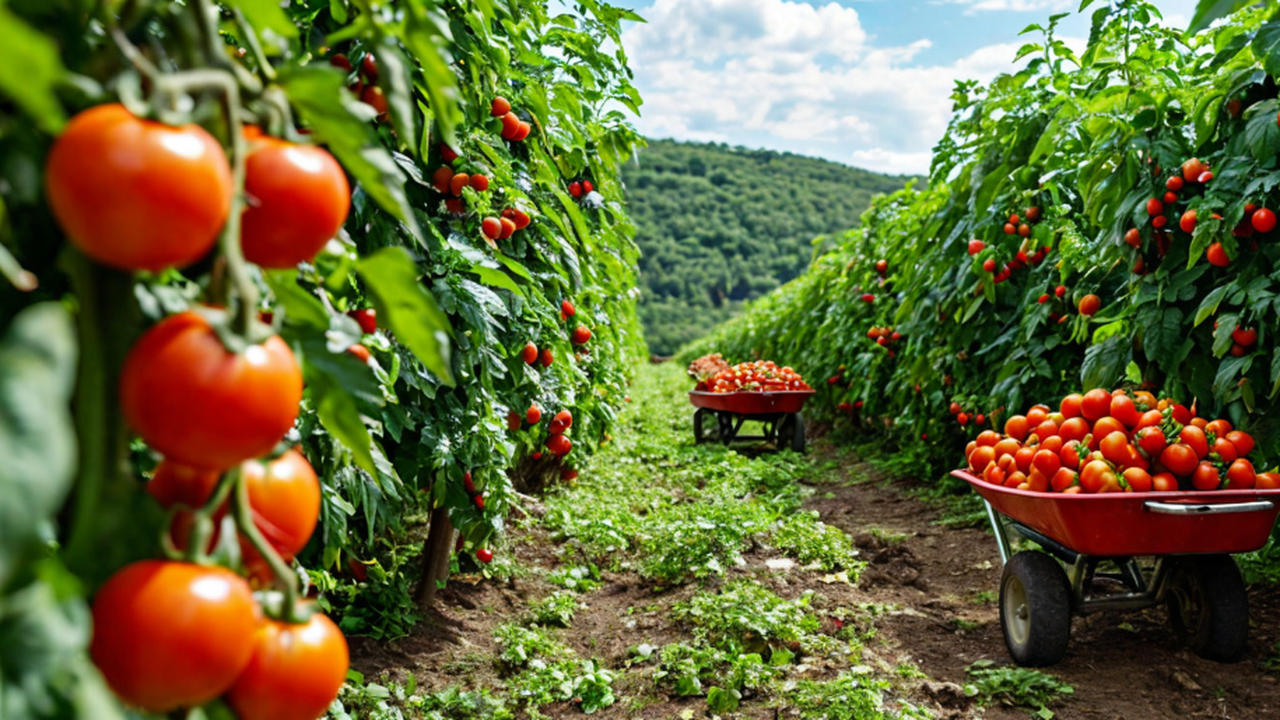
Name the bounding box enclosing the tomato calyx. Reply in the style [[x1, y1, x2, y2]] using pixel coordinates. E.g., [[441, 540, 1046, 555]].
[[191, 304, 279, 352]]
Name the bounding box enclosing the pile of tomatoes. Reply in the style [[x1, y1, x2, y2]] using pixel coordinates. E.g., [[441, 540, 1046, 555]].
[[45, 102, 349, 718], [707, 360, 812, 393], [688, 353, 731, 388], [963, 387, 1277, 493]]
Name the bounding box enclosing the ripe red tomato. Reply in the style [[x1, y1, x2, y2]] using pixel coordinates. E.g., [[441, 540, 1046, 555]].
[[1079, 388, 1112, 421], [348, 308, 377, 334], [546, 434, 572, 456], [1079, 460, 1115, 493], [1018, 223, 1031, 237], [969, 446, 995, 473], [1122, 467, 1153, 492], [1078, 294, 1101, 317], [499, 217, 517, 239], [1179, 209, 1197, 234], [481, 217, 502, 240], [360, 53, 379, 82], [500, 112, 521, 139], [241, 133, 350, 268], [432, 165, 454, 192], [1124, 228, 1141, 247], [1051, 467, 1077, 492], [1152, 472, 1179, 492], [1109, 394, 1142, 428], [1226, 430, 1255, 456], [968, 239, 986, 255], [1166, 176, 1183, 191], [1205, 418, 1233, 438], [360, 86, 388, 116], [506, 411, 521, 430], [1146, 198, 1164, 216], [526, 404, 542, 425], [572, 326, 592, 344], [1179, 425, 1210, 458], [1135, 427, 1167, 458], [503, 207, 532, 229], [227, 612, 349, 720], [521, 342, 539, 364], [1191, 461, 1222, 490], [976, 430, 1000, 447], [1253, 207, 1276, 233], [1025, 206, 1041, 222], [1182, 157, 1208, 183], [147, 461, 220, 510], [1099, 431, 1131, 466], [1258, 472, 1280, 490], [540, 348, 554, 367], [1206, 242, 1231, 267], [549, 409, 573, 434], [91, 561, 259, 711], [513, 122, 531, 141], [45, 104, 232, 271], [1058, 417, 1089, 443], [450, 173, 471, 196], [982, 258, 996, 273], [1160, 444, 1199, 477], [1032, 449, 1060, 477], [1232, 326, 1258, 347], [470, 174, 490, 192], [120, 312, 302, 470], [242, 449, 320, 562], [491, 97, 511, 117], [1004, 415, 1029, 441]]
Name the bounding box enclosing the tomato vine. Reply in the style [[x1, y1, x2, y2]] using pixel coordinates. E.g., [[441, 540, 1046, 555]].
[[0, 0, 644, 717]]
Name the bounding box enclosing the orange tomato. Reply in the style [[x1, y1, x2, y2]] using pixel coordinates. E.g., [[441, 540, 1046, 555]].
[[1032, 419, 1059, 440], [1134, 409, 1163, 430], [1079, 460, 1115, 493], [1014, 446, 1035, 473], [1026, 469, 1050, 492], [1226, 430, 1255, 456], [1039, 436, 1064, 454], [227, 612, 349, 720], [1092, 416, 1127, 446], [1211, 437, 1238, 463], [1058, 417, 1089, 443], [1226, 459, 1256, 489], [1191, 461, 1222, 491], [976, 430, 1001, 447], [969, 446, 996, 474], [1179, 425, 1210, 458], [1005, 471, 1028, 488], [1135, 426, 1167, 458], [1132, 390, 1157, 410], [1152, 472, 1179, 492], [1122, 467, 1152, 492], [1059, 393, 1084, 419], [1205, 419, 1232, 438], [1160, 444, 1199, 477], [241, 134, 350, 268], [1032, 449, 1061, 477], [45, 104, 232, 271], [1256, 472, 1280, 490], [984, 463, 1007, 486], [1004, 415, 1030, 441], [1051, 468, 1078, 492], [1109, 394, 1142, 428], [1190, 417, 1209, 430], [1099, 431, 1131, 465], [1059, 440, 1084, 470], [1026, 405, 1051, 426], [1080, 388, 1113, 421]]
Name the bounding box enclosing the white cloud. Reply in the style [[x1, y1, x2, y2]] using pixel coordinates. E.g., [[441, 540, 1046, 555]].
[[944, 0, 1074, 13], [849, 148, 935, 176]]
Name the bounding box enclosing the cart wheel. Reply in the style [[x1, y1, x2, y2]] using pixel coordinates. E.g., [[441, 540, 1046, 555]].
[[778, 413, 805, 453], [693, 408, 719, 445], [1000, 551, 1071, 667], [1165, 555, 1248, 662]]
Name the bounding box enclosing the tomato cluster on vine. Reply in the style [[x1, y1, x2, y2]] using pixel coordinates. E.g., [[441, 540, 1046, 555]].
[[45, 100, 350, 718]]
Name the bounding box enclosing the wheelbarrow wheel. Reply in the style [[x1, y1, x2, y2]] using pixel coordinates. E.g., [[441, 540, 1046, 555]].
[[1000, 551, 1071, 667], [693, 408, 719, 445], [1165, 554, 1248, 662], [778, 413, 805, 453]]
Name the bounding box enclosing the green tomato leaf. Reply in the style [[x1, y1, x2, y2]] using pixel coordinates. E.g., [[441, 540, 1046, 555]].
[[357, 247, 455, 386]]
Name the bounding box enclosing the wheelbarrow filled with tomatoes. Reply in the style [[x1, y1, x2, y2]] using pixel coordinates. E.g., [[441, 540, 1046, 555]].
[[686, 355, 813, 452], [956, 386, 1280, 667]]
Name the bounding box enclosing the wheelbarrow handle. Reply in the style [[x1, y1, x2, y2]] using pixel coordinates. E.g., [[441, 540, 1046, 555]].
[[1144, 500, 1275, 515]]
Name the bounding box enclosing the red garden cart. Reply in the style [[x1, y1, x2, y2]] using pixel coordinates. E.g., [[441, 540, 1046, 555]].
[[952, 469, 1280, 667], [689, 390, 814, 452]]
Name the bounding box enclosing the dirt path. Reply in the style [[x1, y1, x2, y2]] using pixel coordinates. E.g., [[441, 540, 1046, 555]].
[[344, 416, 1280, 719], [810, 438, 1280, 720]]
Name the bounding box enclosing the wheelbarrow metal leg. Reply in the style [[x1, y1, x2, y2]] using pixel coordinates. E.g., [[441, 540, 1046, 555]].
[[985, 499, 1013, 566]]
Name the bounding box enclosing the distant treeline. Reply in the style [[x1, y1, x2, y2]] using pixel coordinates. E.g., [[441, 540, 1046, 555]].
[[623, 138, 911, 354]]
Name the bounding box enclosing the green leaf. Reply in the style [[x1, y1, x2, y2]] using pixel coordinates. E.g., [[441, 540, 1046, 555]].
[[222, 0, 298, 41], [312, 373, 378, 478], [278, 66, 421, 238], [357, 247, 454, 386], [1253, 19, 1280, 79], [1189, 0, 1253, 35], [264, 270, 331, 329], [0, 5, 65, 132], [1082, 335, 1130, 390], [0, 304, 77, 587]]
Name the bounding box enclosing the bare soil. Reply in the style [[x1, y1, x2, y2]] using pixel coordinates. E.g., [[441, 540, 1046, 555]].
[[350, 436, 1280, 719]]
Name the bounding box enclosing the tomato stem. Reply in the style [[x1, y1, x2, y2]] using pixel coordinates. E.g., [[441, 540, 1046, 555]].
[[231, 468, 302, 619], [182, 468, 240, 564], [232, 9, 276, 83], [0, 242, 37, 291]]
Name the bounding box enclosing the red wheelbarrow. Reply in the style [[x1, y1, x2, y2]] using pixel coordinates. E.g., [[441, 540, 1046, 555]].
[[689, 390, 813, 452], [952, 470, 1280, 667]]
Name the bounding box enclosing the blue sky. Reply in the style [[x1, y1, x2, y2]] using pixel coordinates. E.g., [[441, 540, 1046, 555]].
[[607, 0, 1198, 175]]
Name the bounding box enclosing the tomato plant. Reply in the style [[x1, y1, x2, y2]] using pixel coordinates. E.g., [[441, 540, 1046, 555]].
[[0, 0, 644, 716]]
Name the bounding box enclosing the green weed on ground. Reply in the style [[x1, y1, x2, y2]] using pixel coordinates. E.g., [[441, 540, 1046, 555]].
[[965, 660, 1074, 719]]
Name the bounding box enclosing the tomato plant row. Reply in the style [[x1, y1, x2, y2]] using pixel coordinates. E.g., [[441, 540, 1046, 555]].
[[0, 0, 644, 717], [685, 2, 1280, 480]]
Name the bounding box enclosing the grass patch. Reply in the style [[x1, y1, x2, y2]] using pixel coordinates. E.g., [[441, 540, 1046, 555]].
[[964, 660, 1074, 718]]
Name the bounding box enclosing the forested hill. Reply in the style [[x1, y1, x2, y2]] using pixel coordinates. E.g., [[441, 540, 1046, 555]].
[[623, 139, 912, 355]]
